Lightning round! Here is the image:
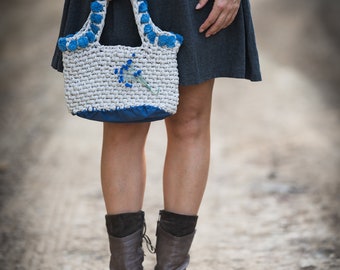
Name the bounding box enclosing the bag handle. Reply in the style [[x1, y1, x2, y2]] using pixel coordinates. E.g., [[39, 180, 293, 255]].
[[58, 0, 183, 52]]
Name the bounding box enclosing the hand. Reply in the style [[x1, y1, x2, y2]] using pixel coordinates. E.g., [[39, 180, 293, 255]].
[[196, 0, 241, 38]]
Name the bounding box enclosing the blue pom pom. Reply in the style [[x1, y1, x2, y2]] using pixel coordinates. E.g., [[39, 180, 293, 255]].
[[114, 68, 118, 74], [166, 35, 176, 48], [67, 39, 78, 51], [125, 83, 133, 88], [147, 31, 156, 44], [90, 23, 100, 34], [126, 59, 133, 66], [91, 1, 103, 12], [158, 35, 168, 47], [175, 34, 184, 44], [86, 31, 96, 43], [58, 38, 67, 52], [144, 24, 153, 34], [138, 2, 148, 13], [157, 35, 177, 48], [78, 36, 89, 48], [140, 14, 150, 24], [90, 13, 103, 24], [132, 53, 136, 57]]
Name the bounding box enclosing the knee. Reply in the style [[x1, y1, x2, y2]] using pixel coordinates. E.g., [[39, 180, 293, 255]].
[[166, 110, 209, 141]]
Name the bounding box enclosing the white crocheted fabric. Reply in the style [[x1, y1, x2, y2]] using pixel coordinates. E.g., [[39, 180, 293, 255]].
[[58, 0, 182, 122]]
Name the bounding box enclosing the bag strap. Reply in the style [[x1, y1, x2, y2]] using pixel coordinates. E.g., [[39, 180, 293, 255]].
[[58, 0, 183, 52]]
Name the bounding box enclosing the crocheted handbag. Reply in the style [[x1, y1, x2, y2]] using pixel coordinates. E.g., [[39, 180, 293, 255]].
[[58, 0, 183, 122]]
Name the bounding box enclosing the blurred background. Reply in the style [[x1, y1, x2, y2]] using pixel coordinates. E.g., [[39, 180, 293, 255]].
[[0, 0, 339, 269]]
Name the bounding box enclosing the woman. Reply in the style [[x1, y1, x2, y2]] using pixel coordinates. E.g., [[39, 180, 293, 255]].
[[52, 0, 261, 269]]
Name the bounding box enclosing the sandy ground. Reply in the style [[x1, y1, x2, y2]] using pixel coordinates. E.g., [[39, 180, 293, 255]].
[[0, 0, 339, 269]]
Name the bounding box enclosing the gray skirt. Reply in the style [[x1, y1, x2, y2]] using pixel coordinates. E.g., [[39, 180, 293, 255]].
[[52, 0, 261, 85]]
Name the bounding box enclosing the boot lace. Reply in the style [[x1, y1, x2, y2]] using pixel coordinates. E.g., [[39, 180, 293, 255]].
[[142, 222, 156, 254]]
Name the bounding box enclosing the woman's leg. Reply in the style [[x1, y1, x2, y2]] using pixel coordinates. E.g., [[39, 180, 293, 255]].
[[101, 122, 150, 215], [101, 122, 150, 270], [163, 79, 214, 215], [155, 79, 214, 270]]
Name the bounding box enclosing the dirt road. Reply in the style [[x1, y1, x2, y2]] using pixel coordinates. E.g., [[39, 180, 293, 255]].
[[1, 0, 339, 269]]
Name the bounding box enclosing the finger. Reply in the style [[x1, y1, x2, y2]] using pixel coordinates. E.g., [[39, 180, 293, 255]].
[[222, 8, 239, 29], [205, 6, 240, 37], [199, 6, 222, 33], [204, 13, 228, 37], [224, 2, 241, 26], [196, 0, 209, 10]]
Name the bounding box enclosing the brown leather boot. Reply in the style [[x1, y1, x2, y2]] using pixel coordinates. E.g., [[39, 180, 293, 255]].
[[108, 228, 144, 270], [106, 211, 146, 270], [154, 224, 196, 270]]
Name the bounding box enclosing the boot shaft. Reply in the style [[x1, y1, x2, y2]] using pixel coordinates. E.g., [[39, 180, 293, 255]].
[[155, 210, 197, 270], [106, 211, 145, 270], [155, 225, 195, 270]]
